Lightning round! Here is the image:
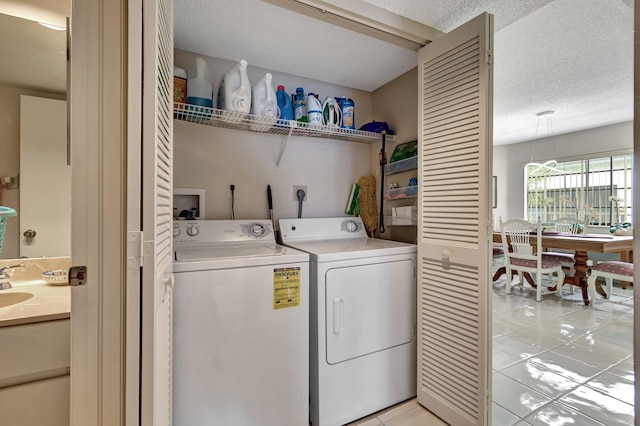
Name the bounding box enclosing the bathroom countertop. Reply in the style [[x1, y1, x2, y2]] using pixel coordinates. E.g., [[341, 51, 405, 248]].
[[0, 281, 70, 327]]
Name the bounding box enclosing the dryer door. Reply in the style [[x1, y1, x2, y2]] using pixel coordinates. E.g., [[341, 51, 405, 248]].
[[325, 259, 415, 364]]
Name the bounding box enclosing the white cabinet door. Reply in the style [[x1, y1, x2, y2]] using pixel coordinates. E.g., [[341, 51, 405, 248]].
[[0, 376, 70, 426], [19, 95, 70, 257], [417, 13, 494, 426]]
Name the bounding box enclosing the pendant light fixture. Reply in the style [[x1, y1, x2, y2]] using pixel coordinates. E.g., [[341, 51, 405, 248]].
[[526, 110, 565, 174]]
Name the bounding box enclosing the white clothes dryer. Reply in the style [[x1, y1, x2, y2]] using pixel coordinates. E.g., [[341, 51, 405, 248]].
[[279, 217, 417, 426], [173, 220, 309, 426]]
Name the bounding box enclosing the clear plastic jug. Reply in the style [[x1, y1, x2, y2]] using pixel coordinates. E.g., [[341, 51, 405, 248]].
[[250, 73, 278, 131], [186, 57, 213, 108], [217, 59, 251, 122]]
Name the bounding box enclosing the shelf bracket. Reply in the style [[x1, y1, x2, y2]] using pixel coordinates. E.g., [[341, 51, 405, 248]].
[[275, 122, 295, 171]]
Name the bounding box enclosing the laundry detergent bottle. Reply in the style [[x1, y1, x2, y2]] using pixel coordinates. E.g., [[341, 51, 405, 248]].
[[186, 57, 213, 108], [307, 93, 323, 125], [217, 59, 251, 120], [251, 73, 278, 119], [294, 87, 307, 122], [250, 73, 278, 131], [340, 97, 355, 129], [276, 85, 293, 121]]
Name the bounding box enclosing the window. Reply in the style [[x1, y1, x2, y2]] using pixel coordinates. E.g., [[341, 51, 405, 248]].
[[525, 154, 633, 226]]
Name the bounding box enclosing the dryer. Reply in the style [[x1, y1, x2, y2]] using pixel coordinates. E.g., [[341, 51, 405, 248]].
[[279, 217, 417, 426], [173, 220, 309, 426]]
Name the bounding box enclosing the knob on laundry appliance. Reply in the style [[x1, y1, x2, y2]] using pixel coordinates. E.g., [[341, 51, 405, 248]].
[[345, 220, 358, 232], [186, 224, 199, 237], [249, 223, 265, 237]]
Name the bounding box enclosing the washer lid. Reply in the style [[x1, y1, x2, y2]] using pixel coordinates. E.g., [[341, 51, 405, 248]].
[[175, 243, 285, 261]]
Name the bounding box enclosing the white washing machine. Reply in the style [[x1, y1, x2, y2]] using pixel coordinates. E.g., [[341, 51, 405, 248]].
[[279, 217, 417, 426], [172, 220, 309, 426]]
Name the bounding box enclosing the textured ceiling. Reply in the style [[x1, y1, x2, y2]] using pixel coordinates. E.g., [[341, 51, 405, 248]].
[[491, 0, 633, 144], [2, 0, 631, 145], [174, 0, 420, 92], [175, 0, 634, 145]]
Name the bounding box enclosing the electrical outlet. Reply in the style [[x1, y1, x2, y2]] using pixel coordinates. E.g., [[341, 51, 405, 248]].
[[227, 180, 238, 200], [293, 185, 307, 201]]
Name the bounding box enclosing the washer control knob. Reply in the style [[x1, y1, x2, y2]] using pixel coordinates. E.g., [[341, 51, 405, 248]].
[[249, 223, 265, 237], [345, 220, 358, 232], [186, 225, 199, 237], [173, 223, 180, 237]]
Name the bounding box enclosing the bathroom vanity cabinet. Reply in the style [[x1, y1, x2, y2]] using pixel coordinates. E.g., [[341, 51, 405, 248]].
[[0, 319, 70, 425]]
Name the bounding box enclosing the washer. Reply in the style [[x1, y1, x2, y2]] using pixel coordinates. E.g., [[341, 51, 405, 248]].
[[173, 220, 309, 426], [279, 217, 417, 426]]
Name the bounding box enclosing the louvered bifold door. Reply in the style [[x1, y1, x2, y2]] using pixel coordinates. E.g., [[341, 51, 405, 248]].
[[141, 0, 174, 424], [416, 13, 493, 426]]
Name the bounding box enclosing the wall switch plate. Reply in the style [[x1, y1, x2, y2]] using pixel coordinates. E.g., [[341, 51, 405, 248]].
[[293, 185, 307, 201]]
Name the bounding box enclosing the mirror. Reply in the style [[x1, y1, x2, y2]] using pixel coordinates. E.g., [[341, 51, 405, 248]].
[[0, 11, 68, 259]]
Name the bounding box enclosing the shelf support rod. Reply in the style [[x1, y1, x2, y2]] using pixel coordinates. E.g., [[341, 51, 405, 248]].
[[275, 121, 295, 171]]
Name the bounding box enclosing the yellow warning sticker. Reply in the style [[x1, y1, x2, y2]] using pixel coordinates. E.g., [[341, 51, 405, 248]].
[[273, 267, 301, 310]]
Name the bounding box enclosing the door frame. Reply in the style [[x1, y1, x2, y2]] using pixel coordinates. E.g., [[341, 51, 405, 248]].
[[68, 1, 640, 424], [70, 0, 128, 424]]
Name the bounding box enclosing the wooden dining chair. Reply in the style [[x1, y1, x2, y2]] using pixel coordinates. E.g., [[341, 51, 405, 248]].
[[543, 216, 589, 271], [499, 218, 565, 301], [542, 216, 589, 293], [492, 242, 504, 269], [586, 260, 634, 304]]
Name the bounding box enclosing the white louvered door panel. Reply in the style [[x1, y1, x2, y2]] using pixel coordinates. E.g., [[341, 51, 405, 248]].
[[141, 0, 174, 425], [417, 13, 493, 426]]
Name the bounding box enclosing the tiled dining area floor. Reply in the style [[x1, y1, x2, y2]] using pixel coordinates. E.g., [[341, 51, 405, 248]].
[[491, 277, 634, 425], [348, 277, 634, 426]]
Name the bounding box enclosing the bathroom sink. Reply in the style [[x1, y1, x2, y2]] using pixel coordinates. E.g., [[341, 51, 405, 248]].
[[0, 292, 34, 308]]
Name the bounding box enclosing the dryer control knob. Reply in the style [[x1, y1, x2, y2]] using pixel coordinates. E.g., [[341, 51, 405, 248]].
[[345, 220, 358, 232], [249, 223, 265, 237], [186, 225, 199, 237]]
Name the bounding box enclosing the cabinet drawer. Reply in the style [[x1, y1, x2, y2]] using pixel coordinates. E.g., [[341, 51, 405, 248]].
[[0, 375, 70, 426], [0, 319, 70, 384]]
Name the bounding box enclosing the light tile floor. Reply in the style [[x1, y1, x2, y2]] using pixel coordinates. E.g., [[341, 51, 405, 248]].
[[345, 276, 634, 426], [491, 276, 634, 425]]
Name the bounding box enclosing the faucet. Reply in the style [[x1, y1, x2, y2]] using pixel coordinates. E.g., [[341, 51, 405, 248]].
[[0, 264, 25, 290]]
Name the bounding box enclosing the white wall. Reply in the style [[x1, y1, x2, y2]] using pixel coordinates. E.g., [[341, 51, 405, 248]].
[[371, 67, 418, 243], [492, 121, 633, 223], [173, 50, 376, 223]]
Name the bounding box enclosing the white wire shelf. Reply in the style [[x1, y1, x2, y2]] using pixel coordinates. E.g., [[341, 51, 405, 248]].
[[173, 102, 395, 144]]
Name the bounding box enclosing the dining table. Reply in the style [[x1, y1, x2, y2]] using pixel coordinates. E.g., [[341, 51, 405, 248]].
[[493, 232, 634, 305]]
